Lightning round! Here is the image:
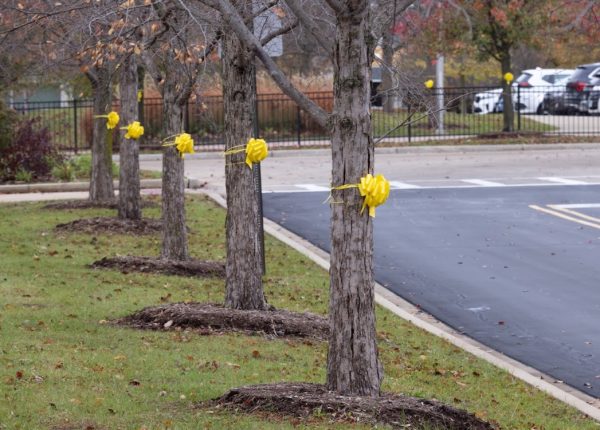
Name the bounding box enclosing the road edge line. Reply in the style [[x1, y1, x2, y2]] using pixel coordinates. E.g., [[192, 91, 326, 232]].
[[195, 188, 600, 422]]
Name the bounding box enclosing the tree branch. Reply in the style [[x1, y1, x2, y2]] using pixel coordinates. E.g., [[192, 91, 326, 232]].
[[260, 17, 298, 46], [284, 0, 333, 53], [214, 0, 330, 128]]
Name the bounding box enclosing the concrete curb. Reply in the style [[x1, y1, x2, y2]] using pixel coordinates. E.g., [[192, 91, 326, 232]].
[[195, 188, 600, 422], [0, 178, 207, 195], [127, 142, 600, 162]]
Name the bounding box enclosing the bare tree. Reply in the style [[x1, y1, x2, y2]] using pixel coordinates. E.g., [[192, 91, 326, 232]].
[[141, 1, 218, 260], [204, 0, 418, 396], [221, 1, 296, 310]]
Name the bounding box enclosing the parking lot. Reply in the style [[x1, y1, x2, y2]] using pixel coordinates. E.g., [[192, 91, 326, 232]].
[[262, 183, 600, 398]]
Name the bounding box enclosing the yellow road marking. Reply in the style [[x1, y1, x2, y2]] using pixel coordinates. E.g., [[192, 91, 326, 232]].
[[548, 205, 600, 225], [529, 205, 600, 230]]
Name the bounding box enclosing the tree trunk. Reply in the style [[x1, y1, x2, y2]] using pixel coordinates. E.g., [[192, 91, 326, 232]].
[[326, 3, 382, 397], [118, 54, 141, 220], [501, 53, 514, 132], [222, 6, 267, 311], [160, 86, 189, 261], [381, 26, 394, 113], [89, 70, 115, 201]]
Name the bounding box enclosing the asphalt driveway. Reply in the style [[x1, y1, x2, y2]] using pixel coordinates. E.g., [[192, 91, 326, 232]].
[[263, 184, 600, 397]]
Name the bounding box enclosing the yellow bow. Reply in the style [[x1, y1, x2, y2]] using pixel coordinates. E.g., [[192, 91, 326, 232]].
[[245, 138, 268, 168], [162, 133, 195, 158], [122, 121, 144, 140], [94, 111, 120, 130], [224, 138, 269, 168], [332, 173, 390, 218]]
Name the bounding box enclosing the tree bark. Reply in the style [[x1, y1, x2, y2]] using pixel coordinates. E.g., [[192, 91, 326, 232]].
[[326, 3, 382, 397], [118, 54, 141, 220], [500, 53, 514, 132], [89, 69, 115, 201], [222, 3, 267, 311], [160, 84, 189, 261]]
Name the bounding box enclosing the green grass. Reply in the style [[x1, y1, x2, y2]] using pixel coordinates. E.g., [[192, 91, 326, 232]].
[[372, 110, 556, 138], [0, 197, 597, 429], [50, 154, 161, 183]]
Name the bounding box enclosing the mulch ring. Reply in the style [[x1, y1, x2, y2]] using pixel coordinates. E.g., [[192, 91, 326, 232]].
[[211, 382, 496, 430], [91, 256, 225, 278], [54, 217, 162, 235], [43, 199, 159, 210], [114, 302, 329, 341]]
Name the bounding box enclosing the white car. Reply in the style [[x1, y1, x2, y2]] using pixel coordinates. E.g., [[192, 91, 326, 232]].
[[513, 68, 574, 114], [473, 88, 503, 114]]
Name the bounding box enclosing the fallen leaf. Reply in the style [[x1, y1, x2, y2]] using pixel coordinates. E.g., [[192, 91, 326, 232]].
[[163, 320, 174, 328]]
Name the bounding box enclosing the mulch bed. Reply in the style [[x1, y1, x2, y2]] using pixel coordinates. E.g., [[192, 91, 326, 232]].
[[43, 199, 159, 210], [54, 217, 162, 235], [115, 302, 329, 340], [91, 256, 225, 278], [212, 382, 495, 430]]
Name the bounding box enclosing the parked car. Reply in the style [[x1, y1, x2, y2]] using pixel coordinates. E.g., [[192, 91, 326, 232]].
[[473, 68, 575, 115], [473, 88, 503, 114], [542, 89, 569, 114], [563, 62, 600, 114], [513, 68, 574, 114]]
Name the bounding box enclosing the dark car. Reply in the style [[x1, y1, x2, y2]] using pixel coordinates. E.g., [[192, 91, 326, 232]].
[[564, 62, 600, 114]]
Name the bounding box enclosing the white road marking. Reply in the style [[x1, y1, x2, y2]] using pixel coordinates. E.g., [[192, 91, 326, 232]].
[[552, 203, 600, 209], [461, 179, 506, 187], [548, 205, 600, 224], [529, 205, 600, 230], [294, 184, 330, 192], [389, 181, 422, 189], [537, 177, 588, 185], [261, 179, 600, 193]]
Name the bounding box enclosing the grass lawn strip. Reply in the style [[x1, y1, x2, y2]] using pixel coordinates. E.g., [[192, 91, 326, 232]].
[[0, 196, 597, 429]]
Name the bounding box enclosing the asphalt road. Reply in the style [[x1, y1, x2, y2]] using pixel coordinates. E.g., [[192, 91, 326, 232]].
[[263, 184, 600, 397]]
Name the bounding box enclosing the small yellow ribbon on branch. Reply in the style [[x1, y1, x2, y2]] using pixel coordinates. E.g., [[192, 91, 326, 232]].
[[121, 121, 144, 140], [503, 72, 514, 84], [162, 133, 195, 158], [332, 173, 390, 218], [94, 111, 120, 129], [224, 138, 268, 168]]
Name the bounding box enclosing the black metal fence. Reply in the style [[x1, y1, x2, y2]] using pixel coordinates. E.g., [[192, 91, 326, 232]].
[[7, 86, 600, 152]]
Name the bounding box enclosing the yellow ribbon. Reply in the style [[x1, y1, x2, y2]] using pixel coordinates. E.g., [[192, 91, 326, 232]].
[[94, 111, 120, 130], [162, 133, 195, 158], [224, 138, 268, 168], [121, 121, 144, 140], [331, 173, 390, 218]]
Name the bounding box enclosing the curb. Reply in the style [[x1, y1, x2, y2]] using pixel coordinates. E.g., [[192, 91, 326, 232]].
[[125, 142, 600, 162], [0, 178, 207, 195], [195, 188, 600, 422]]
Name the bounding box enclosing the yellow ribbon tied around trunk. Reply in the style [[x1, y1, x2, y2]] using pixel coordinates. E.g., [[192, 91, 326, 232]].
[[224, 138, 268, 168], [94, 111, 120, 130], [332, 173, 390, 218], [162, 133, 195, 158], [122, 121, 144, 140]]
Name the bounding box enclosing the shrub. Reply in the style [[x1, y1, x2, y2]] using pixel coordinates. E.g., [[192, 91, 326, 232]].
[[0, 118, 62, 182], [14, 169, 33, 183], [0, 100, 17, 151], [50, 154, 119, 181]]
